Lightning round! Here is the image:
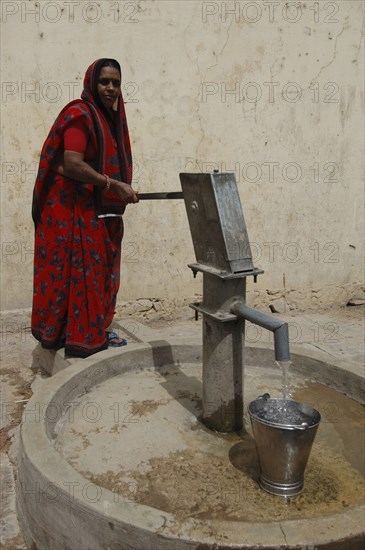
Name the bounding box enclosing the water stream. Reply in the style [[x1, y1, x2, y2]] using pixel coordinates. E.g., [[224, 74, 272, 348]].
[[276, 360, 293, 399]]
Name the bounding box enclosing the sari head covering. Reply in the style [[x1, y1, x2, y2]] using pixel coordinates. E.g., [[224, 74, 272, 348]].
[[32, 58, 133, 225]]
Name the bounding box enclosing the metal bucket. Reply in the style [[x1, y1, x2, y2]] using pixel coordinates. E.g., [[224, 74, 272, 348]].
[[248, 394, 321, 497]]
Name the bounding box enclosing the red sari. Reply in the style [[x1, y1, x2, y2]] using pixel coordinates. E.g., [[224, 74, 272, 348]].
[[31, 59, 132, 357]]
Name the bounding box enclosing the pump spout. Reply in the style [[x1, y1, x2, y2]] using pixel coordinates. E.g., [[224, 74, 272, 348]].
[[230, 301, 290, 362]]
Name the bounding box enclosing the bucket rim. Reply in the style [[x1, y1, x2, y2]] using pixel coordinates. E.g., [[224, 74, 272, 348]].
[[248, 396, 321, 429]]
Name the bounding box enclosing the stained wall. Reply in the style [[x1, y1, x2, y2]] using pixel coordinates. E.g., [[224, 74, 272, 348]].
[[1, 0, 364, 315]]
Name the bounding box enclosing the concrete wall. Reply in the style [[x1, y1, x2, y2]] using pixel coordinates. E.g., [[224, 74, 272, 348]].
[[1, 0, 364, 316]]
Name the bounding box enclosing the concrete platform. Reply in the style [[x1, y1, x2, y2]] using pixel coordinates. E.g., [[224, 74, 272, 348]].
[[1, 307, 364, 549], [16, 334, 365, 549]]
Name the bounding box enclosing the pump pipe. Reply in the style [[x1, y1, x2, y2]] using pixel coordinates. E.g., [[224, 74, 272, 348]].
[[230, 301, 290, 362]]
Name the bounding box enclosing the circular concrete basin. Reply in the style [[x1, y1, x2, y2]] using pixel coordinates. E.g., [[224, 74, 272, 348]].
[[17, 343, 364, 549]]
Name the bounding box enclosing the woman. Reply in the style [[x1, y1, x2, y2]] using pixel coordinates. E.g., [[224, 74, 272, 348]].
[[31, 58, 138, 357]]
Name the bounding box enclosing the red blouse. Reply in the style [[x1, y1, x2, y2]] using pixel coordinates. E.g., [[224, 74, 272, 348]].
[[64, 118, 97, 160]]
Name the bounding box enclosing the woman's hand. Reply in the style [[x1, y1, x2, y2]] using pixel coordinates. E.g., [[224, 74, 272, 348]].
[[109, 179, 139, 204]]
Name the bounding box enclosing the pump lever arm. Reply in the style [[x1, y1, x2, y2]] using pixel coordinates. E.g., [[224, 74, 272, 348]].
[[137, 192, 184, 200]]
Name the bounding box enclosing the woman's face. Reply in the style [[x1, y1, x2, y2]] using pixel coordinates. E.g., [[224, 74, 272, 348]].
[[97, 66, 121, 110]]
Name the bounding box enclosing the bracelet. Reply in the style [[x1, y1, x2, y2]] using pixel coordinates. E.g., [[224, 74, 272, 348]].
[[103, 174, 111, 191]]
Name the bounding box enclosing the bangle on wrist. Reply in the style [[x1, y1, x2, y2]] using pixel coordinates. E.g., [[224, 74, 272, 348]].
[[103, 174, 111, 191]]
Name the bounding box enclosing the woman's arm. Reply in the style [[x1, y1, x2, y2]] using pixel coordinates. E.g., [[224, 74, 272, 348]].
[[63, 150, 138, 203]]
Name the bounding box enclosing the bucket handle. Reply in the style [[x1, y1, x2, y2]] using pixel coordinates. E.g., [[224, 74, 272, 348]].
[[296, 422, 309, 430], [257, 393, 271, 401], [283, 423, 309, 431]]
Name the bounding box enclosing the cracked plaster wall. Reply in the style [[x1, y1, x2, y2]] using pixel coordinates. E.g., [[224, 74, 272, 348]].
[[1, 0, 364, 315]]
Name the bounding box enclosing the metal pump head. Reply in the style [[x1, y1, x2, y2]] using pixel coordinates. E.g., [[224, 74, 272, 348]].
[[179, 172, 254, 274]]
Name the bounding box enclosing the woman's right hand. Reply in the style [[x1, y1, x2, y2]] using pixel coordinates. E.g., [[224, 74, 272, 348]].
[[110, 180, 139, 204]]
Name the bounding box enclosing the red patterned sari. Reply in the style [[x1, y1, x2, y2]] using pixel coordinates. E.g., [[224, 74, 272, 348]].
[[31, 59, 132, 357]]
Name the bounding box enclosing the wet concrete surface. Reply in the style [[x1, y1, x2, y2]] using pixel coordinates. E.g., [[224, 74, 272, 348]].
[[54, 363, 364, 524]]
